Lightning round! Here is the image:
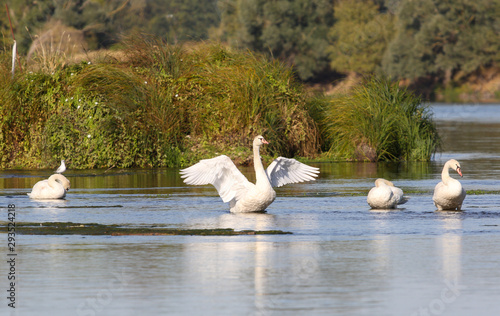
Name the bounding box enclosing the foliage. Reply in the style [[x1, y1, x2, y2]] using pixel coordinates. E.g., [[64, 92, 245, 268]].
[[0, 5, 11, 51], [0, 35, 320, 169], [2, 0, 499, 96], [324, 75, 440, 161], [8, 0, 221, 53], [142, 0, 220, 44], [0, 33, 445, 169], [328, 0, 394, 75], [383, 0, 500, 85], [7, 0, 57, 55], [0, 39, 179, 168], [216, 0, 334, 81], [126, 35, 320, 158]]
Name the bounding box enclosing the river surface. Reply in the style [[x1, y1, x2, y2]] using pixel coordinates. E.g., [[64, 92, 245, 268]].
[[1, 104, 500, 316]]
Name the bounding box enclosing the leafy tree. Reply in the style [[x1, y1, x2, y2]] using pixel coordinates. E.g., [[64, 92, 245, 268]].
[[143, 0, 220, 44], [5, 0, 220, 53], [328, 0, 394, 75], [383, 0, 500, 85], [217, 0, 334, 80]]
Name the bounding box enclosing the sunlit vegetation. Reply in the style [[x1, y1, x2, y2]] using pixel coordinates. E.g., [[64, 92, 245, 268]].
[[0, 34, 442, 168], [323, 76, 440, 161], [0, 35, 321, 169]]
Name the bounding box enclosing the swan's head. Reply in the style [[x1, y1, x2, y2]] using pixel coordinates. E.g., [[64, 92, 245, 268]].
[[51, 174, 71, 191], [447, 159, 462, 177], [253, 135, 269, 147], [63, 181, 71, 191], [56, 179, 70, 191]]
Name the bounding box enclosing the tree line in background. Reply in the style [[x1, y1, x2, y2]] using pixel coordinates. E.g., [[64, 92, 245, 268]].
[[1, 0, 499, 99]]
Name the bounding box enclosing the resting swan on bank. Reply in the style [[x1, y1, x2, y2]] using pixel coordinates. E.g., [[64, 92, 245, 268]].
[[28, 174, 71, 200]]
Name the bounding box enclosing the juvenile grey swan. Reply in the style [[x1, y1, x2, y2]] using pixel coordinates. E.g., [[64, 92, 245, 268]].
[[433, 159, 466, 210], [180, 135, 319, 213]]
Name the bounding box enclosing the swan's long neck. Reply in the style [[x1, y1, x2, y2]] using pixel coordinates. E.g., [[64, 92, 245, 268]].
[[48, 175, 59, 188], [253, 144, 270, 186], [48, 174, 70, 190], [441, 162, 452, 185]]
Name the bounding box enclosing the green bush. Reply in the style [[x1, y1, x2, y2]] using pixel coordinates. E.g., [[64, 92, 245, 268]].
[[323, 76, 440, 161]]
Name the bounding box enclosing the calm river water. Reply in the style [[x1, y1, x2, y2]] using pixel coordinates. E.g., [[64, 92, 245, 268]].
[[1, 104, 500, 316]]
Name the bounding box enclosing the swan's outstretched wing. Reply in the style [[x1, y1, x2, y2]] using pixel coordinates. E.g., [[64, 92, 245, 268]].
[[266, 157, 319, 188], [180, 155, 253, 203]]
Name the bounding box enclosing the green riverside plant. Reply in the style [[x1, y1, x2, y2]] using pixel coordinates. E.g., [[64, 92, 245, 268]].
[[324, 76, 440, 161]]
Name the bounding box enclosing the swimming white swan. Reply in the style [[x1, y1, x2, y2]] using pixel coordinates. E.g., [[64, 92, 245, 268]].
[[28, 174, 71, 199], [56, 160, 66, 173], [367, 178, 408, 209], [433, 159, 466, 210], [180, 135, 320, 213]]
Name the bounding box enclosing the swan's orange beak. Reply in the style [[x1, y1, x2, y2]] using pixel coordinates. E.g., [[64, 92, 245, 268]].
[[262, 139, 269, 144], [456, 167, 463, 177]]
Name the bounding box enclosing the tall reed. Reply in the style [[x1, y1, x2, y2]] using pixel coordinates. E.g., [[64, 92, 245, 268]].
[[324, 76, 440, 161]]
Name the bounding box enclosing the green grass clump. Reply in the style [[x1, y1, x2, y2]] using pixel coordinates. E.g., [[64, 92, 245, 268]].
[[323, 76, 440, 161], [1, 60, 181, 169]]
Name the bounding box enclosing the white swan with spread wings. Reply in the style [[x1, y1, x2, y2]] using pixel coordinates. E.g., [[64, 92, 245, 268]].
[[180, 135, 319, 213]]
